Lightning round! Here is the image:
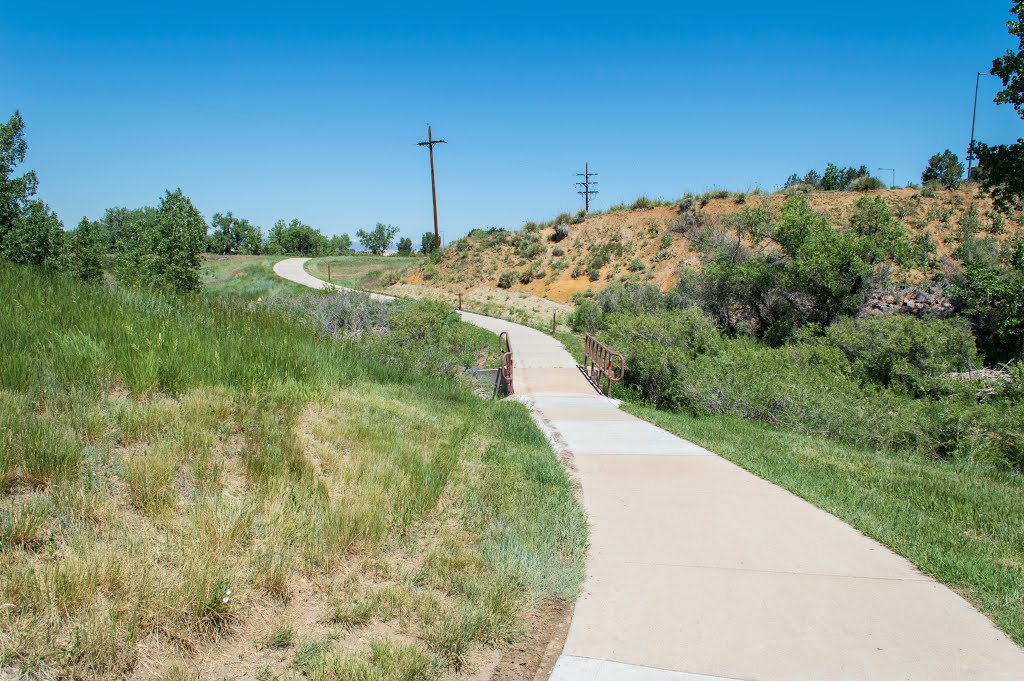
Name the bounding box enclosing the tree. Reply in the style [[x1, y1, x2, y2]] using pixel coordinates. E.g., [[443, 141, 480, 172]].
[[208, 212, 262, 255], [357, 223, 399, 255], [820, 163, 844, 191], [921, 149, 964, 189], [114, 210, 159, 288], [819, 164, 869, 191], [972, 2, 1024, 211], [73, 216, 105, 283], [420, 231, 438, 254], [396, 237, 413, 256], [949, 238, 1024, 362], [264, 219, 328, 255], [154, 189, 207, 293], [329, 233, 353, 256], [0, 111, 41, 263], [1, 199, 65, 268], [682, 195, 909, 341]]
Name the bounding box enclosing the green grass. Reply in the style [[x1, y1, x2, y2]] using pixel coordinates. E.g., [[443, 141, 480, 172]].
[[0, 263, 585, 677], [200, 254, 307, 302], [306, 255, 420, 290], [623, 403, 1024, 646]]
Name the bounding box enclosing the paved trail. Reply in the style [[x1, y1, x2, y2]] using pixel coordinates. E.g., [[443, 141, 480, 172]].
[[275, 257, 1024, 680]]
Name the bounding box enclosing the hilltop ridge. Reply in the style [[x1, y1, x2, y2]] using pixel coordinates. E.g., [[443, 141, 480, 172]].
[[403, 187, 1022, 304]]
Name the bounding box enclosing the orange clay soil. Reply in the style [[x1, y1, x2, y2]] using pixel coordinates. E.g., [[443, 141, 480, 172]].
[[401, 187, 1022, 304]]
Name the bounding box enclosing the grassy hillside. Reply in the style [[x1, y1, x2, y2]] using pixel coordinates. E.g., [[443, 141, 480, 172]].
[[406, 187, 1022, 303], [0, 264, 585, 679], [201, 255, 304, 302], [305, 254, 420, 291]]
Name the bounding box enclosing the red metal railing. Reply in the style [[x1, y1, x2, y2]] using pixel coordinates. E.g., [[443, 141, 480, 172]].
[[583, 333, 625, 397], [498, 331, 514, 395]]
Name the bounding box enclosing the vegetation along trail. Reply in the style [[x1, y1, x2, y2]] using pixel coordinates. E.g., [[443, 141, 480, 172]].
[[275, 260, 1024, 680]]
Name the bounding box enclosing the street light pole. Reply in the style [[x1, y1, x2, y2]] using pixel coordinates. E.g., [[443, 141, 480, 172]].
[[878, 168, 895, 189], [968, 71, 995, 180]]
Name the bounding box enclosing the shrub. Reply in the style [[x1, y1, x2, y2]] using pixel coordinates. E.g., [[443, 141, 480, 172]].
[[628, 258, 645, 272], [848, 175, 885, 192], [518, 269, 533, 285], [552, 247, 564, 257], [601, 308, 722, 408], [949, 239, 1024, 363], [568, 300, 602, 333], [596, 282, 664, 317], [823, 315, 979, 394], [497, 272, 516, 289]]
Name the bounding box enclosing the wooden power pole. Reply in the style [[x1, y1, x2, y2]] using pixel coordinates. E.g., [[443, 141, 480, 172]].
[[576, 162, 598, 213], [417, 124, 447, 250]]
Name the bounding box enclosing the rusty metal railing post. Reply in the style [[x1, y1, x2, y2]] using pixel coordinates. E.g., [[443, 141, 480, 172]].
[[498, 331, 514, 396], [581, 333, 625, 397]]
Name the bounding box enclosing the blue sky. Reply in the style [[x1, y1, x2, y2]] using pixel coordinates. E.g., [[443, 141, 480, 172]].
[[2, 1, 1021, 243]]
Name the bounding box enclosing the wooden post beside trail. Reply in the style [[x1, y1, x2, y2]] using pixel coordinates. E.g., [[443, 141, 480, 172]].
[[552, 312, 556, 334], [458, 293, 463, 310], [327, 263, 332, 281]]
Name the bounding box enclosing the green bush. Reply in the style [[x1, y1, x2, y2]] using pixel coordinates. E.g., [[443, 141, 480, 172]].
[[568, 300, 602, 333], [823, 315, 979, 394], [848, 175, 885, 191], [497, 271, 516, 289]]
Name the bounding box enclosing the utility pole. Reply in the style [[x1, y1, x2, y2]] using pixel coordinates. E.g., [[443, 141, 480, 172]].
[[968, 71, 995, 180], [417, 124, 446, 250], [878, 167, 895, 189], [576, 162, 598, 213]]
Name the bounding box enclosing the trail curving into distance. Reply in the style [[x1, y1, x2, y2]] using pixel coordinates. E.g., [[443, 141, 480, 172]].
[[274, 257, 1024, 681]]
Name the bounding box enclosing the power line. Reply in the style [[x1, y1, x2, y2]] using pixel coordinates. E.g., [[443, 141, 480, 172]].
[[576, 162, 598, 213]]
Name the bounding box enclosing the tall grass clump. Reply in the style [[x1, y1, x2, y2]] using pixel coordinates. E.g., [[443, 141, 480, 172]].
[[0, 262, 585, 677]]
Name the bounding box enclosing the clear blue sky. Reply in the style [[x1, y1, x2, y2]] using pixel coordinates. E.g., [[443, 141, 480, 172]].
[[2, 1, 1021, 243]]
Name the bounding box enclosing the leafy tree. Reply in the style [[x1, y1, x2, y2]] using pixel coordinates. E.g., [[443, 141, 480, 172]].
[[357, 223, 399, 255], [329, 233, 353, 256], [0, 111, 41, 262], [681, 195, 908, 340], [265, 219, 328, 255], [396, 236, 413, 256], [208, 212, 262, 255], [421, 231, 438, 254], [114, 210, 159, 288], [2, 199, 65, 268], [921, 149, 964, 189], [72, 216, 105, 283], [949, 237, 1024, 363], [154, 189, 207, 293], [972, 2, 1024, 211]]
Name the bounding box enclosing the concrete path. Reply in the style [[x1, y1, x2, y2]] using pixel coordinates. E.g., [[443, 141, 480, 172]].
[[274, 258, 1024, 681]]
